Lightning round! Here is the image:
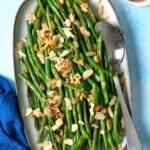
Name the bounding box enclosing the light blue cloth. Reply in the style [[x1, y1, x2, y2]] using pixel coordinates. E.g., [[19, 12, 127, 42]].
[[111, 1, 150, 149]]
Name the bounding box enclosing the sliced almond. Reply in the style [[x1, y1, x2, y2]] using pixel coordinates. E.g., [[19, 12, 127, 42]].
[[63, 139, 73, 146], [95, 112, 106, 120], [33, 108, 43, 118], [59, 0, 64, 5], [52, 118, 63, 131], [91, 124, 98, 129], [61, 49, 72, 57], [100, 129, 105, 135], [109, 96, 117, 106], [71, 124, 78, 132], [97, 4, 104, 15], [63, 28, 74, 38], [89, 103, 95, 116], [64, 97, 72, 110], [107, 106, 114, 118], [80, 3, 88, 12], [82, 69, 94, 80], [106, 119, 112, 130], [78, 120, 85, 125], [86, 51, 96, 56], [25, 108, 33, 116], [40, 141, 53, 150], [73, 59, 84, 65], [80, 26, 90, 37], [63, 19, 71, 27], [25, 12, 36, 21]]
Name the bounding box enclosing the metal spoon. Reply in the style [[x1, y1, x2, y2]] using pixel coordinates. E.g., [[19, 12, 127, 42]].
[[95, 21, 142, 150]]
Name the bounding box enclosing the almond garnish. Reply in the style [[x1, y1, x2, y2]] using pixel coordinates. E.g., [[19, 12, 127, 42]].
[[86, 51, 96, 56], [95, 112, 106, 120], [64, 97, 72, 110], [73, 59, 84, 65], [80, 3, 88, 12], [63, 139, 73, 146], [71, 124, 78, 132], [107, 106, 114, 118], [64, 19, 71, 27], [80, 26, 90, 37], [82, 69, 94, 80], [97, 4, 104, 15], [25, 12, 36, 21], [52, 118, 63, 131]]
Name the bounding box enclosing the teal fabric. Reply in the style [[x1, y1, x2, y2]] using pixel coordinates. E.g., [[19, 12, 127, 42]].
[[111, 1, 150, 149]]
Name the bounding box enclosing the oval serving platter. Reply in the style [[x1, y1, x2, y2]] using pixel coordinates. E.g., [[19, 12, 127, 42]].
[[13, 0, 130, 149]]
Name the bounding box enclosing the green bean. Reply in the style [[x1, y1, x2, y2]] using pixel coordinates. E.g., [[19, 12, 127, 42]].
[[113, 99, 120, 144], [47, 0, 64, 23], [37, 115, 47, 143], [19, 73, 44, 99]]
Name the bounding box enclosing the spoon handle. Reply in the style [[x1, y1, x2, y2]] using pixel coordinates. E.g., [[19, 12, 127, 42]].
[[113, 76, 142, 150]]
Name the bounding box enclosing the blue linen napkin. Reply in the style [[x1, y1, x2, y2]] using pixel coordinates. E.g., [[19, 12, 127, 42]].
[[111, 1, 150, 149], [0, 75, 30, 150]]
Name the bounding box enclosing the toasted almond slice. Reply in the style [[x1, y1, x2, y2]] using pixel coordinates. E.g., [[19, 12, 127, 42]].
[[80, 26, 90, 37], [52, 118, 63, 131], [40, 141, 53, 150], [78, 120, 85, 125], [86, 51, 96, 56], [63, 139, 73, 146], [63, 28, 74, 38], [64, 19, 71, 27], [73, 59, 84, 65], [64, 97, 72, 110], [69, 13, 75, 22], [82, 69, 94, 80], [91, 124, 98, 129], [97, 4, 104, 15], [33, 108, 43, 118], [25, 108, 33, 116], [18, 50, 26, 58], [100, 129, 105, 135], [106, 119, 112, 130], [109, 96, 117, 106], [107, 106, 114, 118], [56, 80, 62, 87], [61, 49, 72, 57], [80, 3, 88, 12], [89, 103, 95, 116], [71, 124, 78, 132], [59, 0, 64, 5], [25, 12, 36, 21], [95, 112, 106, 120]]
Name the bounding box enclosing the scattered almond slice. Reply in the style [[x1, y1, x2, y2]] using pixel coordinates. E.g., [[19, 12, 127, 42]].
[[86, 51, 96, 56], [71, 124, 78, 132], [80, 3, 88, 12], [100, 129, 105, 135], [59, 0, 64, 5], [89, 103, 95, 116], [78, 120, 85, 125], [97, 4, 104, 15], [73, 59, 84, 65], [63, 139, 73, 146], [52, 118, 63, 131], [107, 106, 114, 118], [25, 12, 36, 21], [60, 49, 72, 57], [40, 141, 53, 150], [69, 13, 75, 22], [63, 28, 74, 38], [33, 108, 43, 118], [82, 69, 94, 80], [63, 19, 71, 27], [95, 112, 106, 120], [25, 108, 33, 116], [91, 124, 98, 129], [80, 26, 90, 37], [64, 97, 72, 110], [109, 96, 117, 106]]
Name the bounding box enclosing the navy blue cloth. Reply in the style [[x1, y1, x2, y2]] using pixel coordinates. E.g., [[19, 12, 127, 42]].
[[0, 75, 30, 150]]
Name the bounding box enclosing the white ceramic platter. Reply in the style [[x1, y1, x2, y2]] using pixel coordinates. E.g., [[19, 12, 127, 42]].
[[13, 0, 130, 149]]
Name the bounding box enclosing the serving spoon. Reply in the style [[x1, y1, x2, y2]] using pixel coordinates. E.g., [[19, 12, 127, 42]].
[[95, 21, 142, 150]]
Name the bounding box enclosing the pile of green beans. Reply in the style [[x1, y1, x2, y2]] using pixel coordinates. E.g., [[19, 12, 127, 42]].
[[17, 0, 124, 149]]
